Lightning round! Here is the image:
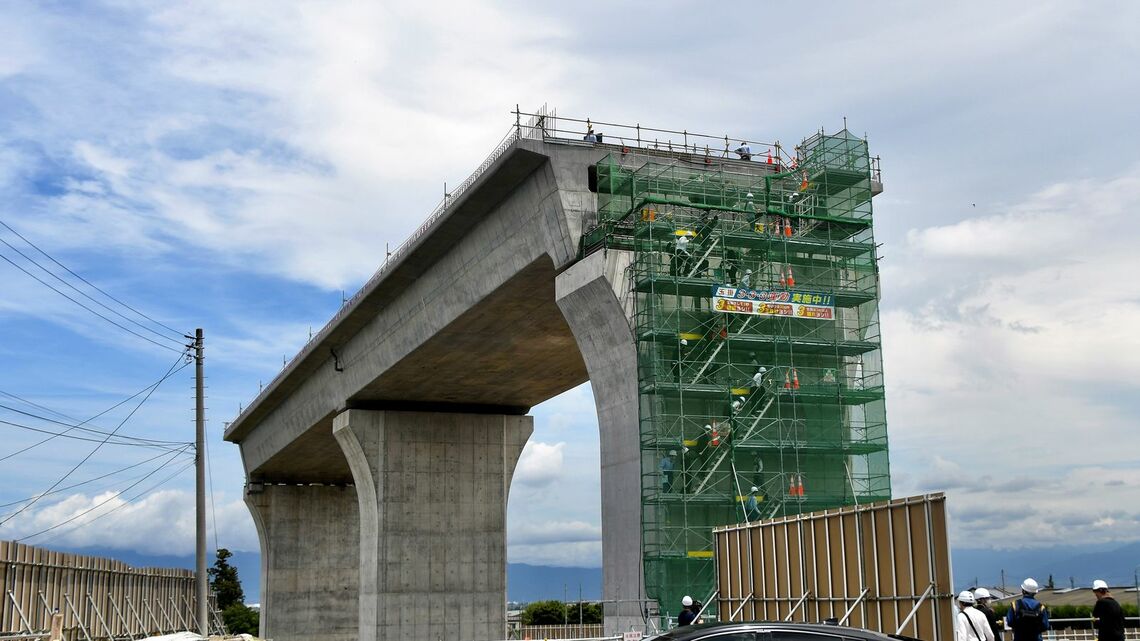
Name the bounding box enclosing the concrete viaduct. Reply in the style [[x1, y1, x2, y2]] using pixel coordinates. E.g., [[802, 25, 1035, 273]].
[[224, 129, 775, 640]]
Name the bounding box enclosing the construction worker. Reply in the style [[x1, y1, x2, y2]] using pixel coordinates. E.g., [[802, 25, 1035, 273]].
[[973, 588, 1002, 641], [673, 232, 692, 276], [1092, 580, 1124, 641], [1006, 578, 1049, 641], [734, 141, 752, 161], [583, 126, 597, 142], [956, 591, 995, 641], [740, 268, 753, 289], [677, 595, 697, 626], [659, 450, 676, 492], [751, 366, 768, 389], [745, 486, 762, 521]]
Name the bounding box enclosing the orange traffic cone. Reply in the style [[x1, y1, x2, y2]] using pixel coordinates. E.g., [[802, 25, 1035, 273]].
[[779, 267, 787, 288], [786, 265, 796, 288], [784, 371, 792, 389], [792, 368, 800, 390], [800, 170, 809, 191], [797, 475, 806, 497], [784, 218, 793, 237], [788, 474, 797, 495], [710, 425, 720, 447], [766, 149, 774, 164]]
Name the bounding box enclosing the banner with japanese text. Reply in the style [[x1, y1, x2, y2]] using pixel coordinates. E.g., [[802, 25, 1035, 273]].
[[711, 285, 835, 321]]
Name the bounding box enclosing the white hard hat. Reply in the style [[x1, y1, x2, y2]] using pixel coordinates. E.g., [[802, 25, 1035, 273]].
[[1021, 578, 1039, 594], [704, 424, 712, 431], [958, 591, 976, 605], [745, 269, 752, 274], [681, 339, 689, 346], [668, 450, 677, 456], [1092, 579, 1108, 591], [682, 595, 693, 606], [746, 192, 754, 198], [973, 587, 991, 600], [758, 366, 767, 373], [750, 486, 758, 492]]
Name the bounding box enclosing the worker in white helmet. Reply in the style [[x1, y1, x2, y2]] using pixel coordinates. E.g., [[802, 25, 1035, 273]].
[[744, 486, 762, 521], [1006, 578, 1049, 641], [1091, 580, 1124, 641], [957, 590, 995, 641], [734, 141, 752, 161], [677, 595, 697, 626], [973, 588, 1002, 641]]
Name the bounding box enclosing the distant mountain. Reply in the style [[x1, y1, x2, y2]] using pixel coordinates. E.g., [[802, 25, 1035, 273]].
[[55, 539, 1139, 606], [507, 564, 602, 602], [952, 541, 1140, 590]]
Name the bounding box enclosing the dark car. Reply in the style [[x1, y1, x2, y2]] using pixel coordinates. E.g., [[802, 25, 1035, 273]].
[[647, 621, 923, 641]]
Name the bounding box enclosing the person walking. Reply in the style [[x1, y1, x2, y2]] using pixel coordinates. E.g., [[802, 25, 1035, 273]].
[[973, 588, 1002, 641], [1091, 580, 1125, 641], [1006, 578, 1049, 641], [677, 595, 697, 626], [956, 591, 995, 641]]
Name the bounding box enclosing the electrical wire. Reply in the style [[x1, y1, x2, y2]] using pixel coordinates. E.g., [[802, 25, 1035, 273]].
[[0, 368, 194, 460], [0, 447, 194, 509], [0, 351, 188, 527], [0, 251, 187, 354], [31, 458, 197, 548], [0, 217, 186, 339], [0, 419, 189, 451], [13, 445, 193, 543]]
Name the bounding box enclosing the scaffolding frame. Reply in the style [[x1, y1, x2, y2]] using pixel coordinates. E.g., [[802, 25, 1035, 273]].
[[585, 128, 892, 628]]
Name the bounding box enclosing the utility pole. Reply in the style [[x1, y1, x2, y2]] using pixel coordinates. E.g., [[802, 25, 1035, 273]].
[[194, 329, 207, 636]]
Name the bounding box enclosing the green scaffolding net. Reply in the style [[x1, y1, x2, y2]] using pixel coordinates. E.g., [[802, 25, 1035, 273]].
[[586, 129, 892, 626]]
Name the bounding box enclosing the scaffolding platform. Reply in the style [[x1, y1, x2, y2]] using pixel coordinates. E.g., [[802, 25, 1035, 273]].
[[585, 127, 892, 626]]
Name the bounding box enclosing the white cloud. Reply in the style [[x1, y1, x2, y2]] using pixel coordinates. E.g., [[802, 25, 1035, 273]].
[[0, 489, 258, 556], [514, 441, 564, 488], [509, 541, 602, 568], [510, 520, 601, 546], [885, 165, 1140, 549]]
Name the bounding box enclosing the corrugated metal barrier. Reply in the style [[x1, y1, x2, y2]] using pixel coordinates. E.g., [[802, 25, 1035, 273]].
[[713, 494, 953, 641], [0, 541, 203, 640]]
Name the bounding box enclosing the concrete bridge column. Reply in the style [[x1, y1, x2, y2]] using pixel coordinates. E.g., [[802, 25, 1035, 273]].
[[554, 249, 645, 636], [245, 483, 360, 641], [332, 409, 532, 641]]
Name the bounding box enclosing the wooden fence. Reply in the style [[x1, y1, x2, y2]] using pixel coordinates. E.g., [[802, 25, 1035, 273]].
[[0, 541, 212, 640]]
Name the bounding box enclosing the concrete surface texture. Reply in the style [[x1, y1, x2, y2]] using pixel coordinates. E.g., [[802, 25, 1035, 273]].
[[224, 136, 726, 639], [334, 410, 530, 641]]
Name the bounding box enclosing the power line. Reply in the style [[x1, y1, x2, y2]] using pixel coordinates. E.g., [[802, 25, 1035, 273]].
[[0, 217, 186, 338], [0, 447, 194, 509], [0, 368, 194, 460], [13, 445, 193, 543], [32, 458, 197, 548], [0, 351, 188, 527], [0, 419, 189, 451], [0, 401, 192, 446], [0, 251, 187, 354]]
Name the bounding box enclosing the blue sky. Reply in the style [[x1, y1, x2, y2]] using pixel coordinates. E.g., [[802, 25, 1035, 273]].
[[1, 1, 1139, 571]]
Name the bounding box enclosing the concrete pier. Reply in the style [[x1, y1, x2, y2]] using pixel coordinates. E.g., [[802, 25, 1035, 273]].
[[333, 410, 531, 641], [246, 484, 360, 641]]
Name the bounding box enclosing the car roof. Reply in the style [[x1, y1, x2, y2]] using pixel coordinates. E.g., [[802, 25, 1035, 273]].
[[647, 621, 917, 641]]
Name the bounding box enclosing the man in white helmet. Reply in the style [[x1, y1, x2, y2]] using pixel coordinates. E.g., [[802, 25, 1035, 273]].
[[1091, 579, 1124, 641], [677, 595, 697, 626], [744, 486, 762, 521], [956, 590, 995, 641], [973, 588, 1002, 641], [734, 141, 752, 161], [1006, 578, 1049, 641]]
